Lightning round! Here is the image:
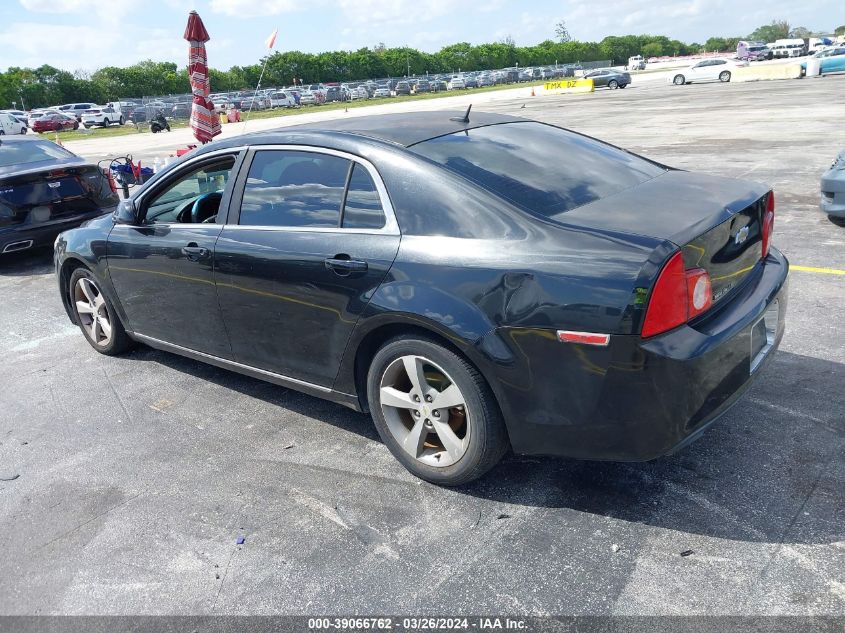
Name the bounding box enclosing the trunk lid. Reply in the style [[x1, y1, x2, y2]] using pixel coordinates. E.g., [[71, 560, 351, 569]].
[[0, 163, 118, 228], [559, 170, 770, 306]]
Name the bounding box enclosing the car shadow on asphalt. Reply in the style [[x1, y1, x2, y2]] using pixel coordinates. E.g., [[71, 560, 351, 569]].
[[134, 343, 844, 546], [128, 343, 382, 442], [0, 246, 54, 276]]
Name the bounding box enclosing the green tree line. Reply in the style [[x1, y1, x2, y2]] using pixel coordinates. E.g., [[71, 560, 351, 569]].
[[0, 21, 827, 109]]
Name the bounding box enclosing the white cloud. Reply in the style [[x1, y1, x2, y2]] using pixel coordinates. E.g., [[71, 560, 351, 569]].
[[19, 0, 86, 11], [209, 0, 301, 18], [0, 22, 120, 66]]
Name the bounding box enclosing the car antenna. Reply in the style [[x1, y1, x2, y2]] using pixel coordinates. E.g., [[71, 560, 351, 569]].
[[450, 104, 472, 123]]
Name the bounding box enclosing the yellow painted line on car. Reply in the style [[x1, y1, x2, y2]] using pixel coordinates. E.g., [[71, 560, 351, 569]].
[[791, 265, 845, 276]]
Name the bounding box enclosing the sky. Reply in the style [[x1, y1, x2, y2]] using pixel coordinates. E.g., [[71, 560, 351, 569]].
[[0, 0, 840, 72]]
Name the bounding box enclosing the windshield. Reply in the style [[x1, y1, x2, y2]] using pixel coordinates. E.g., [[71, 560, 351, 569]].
[[0, 140, 76, 168], [411, 122, 666, 218]]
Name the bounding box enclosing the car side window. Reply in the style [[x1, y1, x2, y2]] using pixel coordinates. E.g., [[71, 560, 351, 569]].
[[143, 156, 236, 225], [240, 150, 349, 228], [342, 163, 386, 230]]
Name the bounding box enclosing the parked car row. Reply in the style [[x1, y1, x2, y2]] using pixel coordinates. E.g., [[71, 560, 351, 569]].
[[11, 102, 134, 133]]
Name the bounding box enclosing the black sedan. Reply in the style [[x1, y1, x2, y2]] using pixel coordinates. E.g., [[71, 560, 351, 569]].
[[54, 111, 788, 485], [584, 68, 632, 89], [1, 137, 119, 255]]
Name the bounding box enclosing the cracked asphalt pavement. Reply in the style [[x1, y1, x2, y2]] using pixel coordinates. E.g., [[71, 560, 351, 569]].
[[0, 75, 843, 615]]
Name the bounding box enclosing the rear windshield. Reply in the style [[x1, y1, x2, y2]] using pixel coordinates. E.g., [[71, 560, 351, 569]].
[[411, 121, 666, 217], [0, 140, 75, 168]]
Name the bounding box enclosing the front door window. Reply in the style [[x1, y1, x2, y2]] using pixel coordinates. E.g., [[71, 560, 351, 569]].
[[143, 157, 236, 225]]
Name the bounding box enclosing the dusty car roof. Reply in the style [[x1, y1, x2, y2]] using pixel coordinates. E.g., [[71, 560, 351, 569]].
[[270, 110, 524, 147]]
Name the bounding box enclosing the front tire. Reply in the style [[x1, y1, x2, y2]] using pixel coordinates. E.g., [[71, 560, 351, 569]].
[[673, 74, 686, 85], [608, 79, 619, 89], [367, 336, 508, 486], [69, 268, 133, 356], [719, 71, 731, 82], [828, 215, 845, 227]]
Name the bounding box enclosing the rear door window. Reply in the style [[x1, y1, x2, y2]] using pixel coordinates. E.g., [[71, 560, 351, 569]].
[[411, 121, 665, 219], [342, 163, 385, 229], [240, 150, 349, 228]]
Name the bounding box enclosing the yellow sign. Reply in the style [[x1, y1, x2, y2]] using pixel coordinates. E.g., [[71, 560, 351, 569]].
[[542, 79, 594, 94]]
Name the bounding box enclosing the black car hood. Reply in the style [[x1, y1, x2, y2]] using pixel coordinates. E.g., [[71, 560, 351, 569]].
[[555, 170, 769, 246]]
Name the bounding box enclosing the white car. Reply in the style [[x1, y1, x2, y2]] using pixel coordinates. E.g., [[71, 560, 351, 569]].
[[269, 90, 297, 108], [373, 87, 391, 98], [81, 105, 125, 127], [0, 112, 28, 135], [299, 91, 318, 105], [349, 86, 369, 100], [449, 76, 466, 90], [669, 58, 748, 85], [57, 102, 97, 122]]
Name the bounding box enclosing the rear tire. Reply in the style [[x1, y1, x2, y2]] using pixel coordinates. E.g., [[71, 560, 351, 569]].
[[673, 74, 685, 85], [719, 71, 731, 82], [103, 118, 110, 127], [828, 215, 845, 227], [68, 268, 134, 356], [367, 336, 508, 486]]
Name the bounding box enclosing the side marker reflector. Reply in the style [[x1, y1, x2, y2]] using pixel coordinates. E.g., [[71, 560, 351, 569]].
[[557, 330, 611, 347]]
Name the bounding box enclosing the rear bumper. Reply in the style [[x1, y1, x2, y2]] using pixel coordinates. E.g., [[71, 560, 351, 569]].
[[821, 168, 845, 216], [485, 249, 789, 460], [1, 210, 110, 254]]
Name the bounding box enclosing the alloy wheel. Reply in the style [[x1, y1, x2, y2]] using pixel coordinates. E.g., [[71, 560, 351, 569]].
[[73, 277, 113, 348], [379, 355, 470, 467]]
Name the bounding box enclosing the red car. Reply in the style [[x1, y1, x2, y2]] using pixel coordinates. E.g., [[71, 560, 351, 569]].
[[32, 113, 78, 133]]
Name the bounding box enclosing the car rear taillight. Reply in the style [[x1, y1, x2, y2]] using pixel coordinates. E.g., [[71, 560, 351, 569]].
[[762, 191, 775, 259], [642, 251, 713, 338]]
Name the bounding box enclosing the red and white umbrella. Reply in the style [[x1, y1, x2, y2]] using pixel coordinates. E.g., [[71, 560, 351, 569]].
[[184, 10, 221, 144]]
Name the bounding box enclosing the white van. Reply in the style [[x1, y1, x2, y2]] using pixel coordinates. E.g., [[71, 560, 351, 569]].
[[0, 111, 28, 135]]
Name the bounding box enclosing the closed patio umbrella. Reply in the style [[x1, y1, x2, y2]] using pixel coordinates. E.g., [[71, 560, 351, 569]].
[[184, 10, 221, 144]]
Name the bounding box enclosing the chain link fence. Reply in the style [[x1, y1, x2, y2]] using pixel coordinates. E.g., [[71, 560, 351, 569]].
[[115, 60, 616, 122]]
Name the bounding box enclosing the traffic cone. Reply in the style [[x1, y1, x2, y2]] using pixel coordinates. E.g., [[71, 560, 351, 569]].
[[54, 131, 62, 146], [530, 87, 536, 97]]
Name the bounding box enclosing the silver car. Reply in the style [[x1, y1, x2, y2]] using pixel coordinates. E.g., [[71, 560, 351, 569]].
[[821, 149, 845, 226]]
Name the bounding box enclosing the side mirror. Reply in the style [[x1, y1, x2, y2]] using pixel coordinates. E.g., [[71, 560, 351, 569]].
[[114, 199, 140, 225]]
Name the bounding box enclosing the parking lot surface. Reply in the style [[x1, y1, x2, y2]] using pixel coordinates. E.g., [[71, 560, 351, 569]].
[[1, 76, 843, 616]]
